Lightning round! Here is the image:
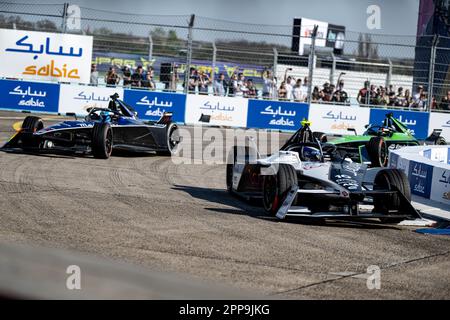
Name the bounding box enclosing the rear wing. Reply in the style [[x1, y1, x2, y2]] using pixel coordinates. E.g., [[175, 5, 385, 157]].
[[157, 112, 173, 125]]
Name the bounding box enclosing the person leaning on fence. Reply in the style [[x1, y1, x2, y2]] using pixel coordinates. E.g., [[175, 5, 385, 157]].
[[278, 81, 288, 100], [198, 70, 210, 95], [245, 79, 257, 98], [146, 66, 156, 90], [90, 63, 98, 86], [439, 90, 450, 111], [357, 81, 370, 105], [185, 67, 199, 93], [106, 66, 120, 86], [131, 65, 145, 87], [122, 65, 132, 87], [214, 73, 228, 96], [292, 78, 303, 102], [262, 70, 276, 99], [228, 73, 237, 97]]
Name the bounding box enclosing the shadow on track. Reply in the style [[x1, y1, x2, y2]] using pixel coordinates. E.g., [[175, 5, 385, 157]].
[[172, 184, 400, 230]]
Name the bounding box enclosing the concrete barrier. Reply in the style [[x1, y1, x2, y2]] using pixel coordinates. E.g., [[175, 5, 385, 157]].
[[389, 145, 450, 208]]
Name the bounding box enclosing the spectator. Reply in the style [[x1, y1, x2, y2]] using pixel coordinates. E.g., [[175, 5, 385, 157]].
[[262, 70, 276, 99], [357, 81, 370, 105], [301, 77, 309, 97], [413, 85, 424, 101], [292, 78, 304, 101], [235, 73, 247, 97], [278, 81, 288, 100], [90, 63, 98, 86], [333, 80, 348, 104], [106, 66, 119, 86], [439, 90, 450, 111], [395, 87, 405, 107], [321, 82, 333, 102], [186, 67, 199, 93], [122, 65, 132, 87], [228, 73, 237, 97], [311, 86, 320, 102], [411, 91, 427, 110], [131, 65, 145, 87], [404, 89, 412, 108], [214, 73, 228, 96], [146, 66, 156, 90], [245, 79, 257, 98], [198, 70, 210, 95]]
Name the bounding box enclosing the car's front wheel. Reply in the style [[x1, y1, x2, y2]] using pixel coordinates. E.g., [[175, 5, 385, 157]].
[[21, 116, 44, 150], [262, 164, 297, 216], [91, 122, 113, 159], [157, 123, 180, 156]]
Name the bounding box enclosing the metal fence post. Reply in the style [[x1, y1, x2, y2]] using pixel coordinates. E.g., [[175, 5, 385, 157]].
[[307, 25, 318, 103], [385, 59, 392, 89], [427, 35, 438, 112], [61, 3, 69, 33], [148, 34, 153, 62], [212, 41, 217, 89], [272, 47, 278, 79], [330, 53, 336, 84], [184, 14, 195, 94]]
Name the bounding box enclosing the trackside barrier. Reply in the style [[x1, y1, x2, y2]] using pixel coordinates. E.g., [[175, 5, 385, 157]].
[[389, 146, 450, 207], [0, 79, 450, 139]]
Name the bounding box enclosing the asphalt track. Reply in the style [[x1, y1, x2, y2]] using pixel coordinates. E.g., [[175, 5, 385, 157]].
[[0, 110, 449, 299]]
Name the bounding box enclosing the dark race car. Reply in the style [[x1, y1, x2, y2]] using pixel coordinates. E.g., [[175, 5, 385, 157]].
[[2, 93, 180, 159], [226, 120, 421, 223]]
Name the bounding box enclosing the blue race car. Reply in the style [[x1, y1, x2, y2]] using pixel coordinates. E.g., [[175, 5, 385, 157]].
[[2, 93, 180, 159]]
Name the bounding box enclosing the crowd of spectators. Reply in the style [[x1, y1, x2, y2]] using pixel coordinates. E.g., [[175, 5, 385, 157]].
[[90, 63, 450, 111]]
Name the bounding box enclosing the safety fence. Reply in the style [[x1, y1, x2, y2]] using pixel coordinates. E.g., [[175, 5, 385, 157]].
[[389, 146, 450, 207], [1, 78, 450, 141], [1, 2, 450, 111]]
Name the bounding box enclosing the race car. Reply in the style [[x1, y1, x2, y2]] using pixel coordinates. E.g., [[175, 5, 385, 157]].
[[226, 120, 421, 223], [1, 93, 180, 159], [314, 112, 446, 167]]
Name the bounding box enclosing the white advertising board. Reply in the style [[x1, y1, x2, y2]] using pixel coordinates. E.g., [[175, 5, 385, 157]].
[[0, 28, 93, 84]]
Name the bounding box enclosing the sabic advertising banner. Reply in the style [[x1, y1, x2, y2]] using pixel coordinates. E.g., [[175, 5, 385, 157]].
[[123, 89, 186, 123], [247, 99, 309, 131], [0, 79, 59, 113], [408, 160, 434, 198], [369, 108, 429, 140], [0, 28, 93, 84], [185, 95, 248, 127], [58, 84, 123, 115], [428, 112, 450, 140], [308, 104, 370, 135]]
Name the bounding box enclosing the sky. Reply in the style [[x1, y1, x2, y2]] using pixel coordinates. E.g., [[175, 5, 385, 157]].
[[6, 0, 421, 36]]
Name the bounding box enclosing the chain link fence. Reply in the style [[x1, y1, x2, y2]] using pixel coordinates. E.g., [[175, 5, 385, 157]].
[[0, 1, 448, 112]]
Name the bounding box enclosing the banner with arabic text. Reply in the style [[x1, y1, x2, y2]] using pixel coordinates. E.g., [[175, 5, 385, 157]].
[[185, 95, 248, 127], [123, 89, 186, 122], [0, 28, 93, 84], [58, 84, 123, 116], [369, 108, 429, 139], [308, 104, 371, 135], [0, 79, 59, 113], [247, 99, 309, 131]]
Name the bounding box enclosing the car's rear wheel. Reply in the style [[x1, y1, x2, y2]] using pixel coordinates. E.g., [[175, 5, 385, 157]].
[[91, 122, 113, 159], [435, 136, 446, 145], [21, 116, 43, 150], [367, 136, 388, 167], [373, 169, 411, 223], [262, 164, 297, 216], [157, 123, 180, 156]]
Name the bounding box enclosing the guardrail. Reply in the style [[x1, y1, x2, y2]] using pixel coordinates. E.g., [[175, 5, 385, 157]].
[[389, 145, 450, 207], [1, 78, 450, 140]]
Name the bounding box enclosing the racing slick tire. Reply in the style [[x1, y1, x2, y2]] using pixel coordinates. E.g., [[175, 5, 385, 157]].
[[313, 131, 327, 143], [21, 116, 44, 150], [373, 169, 411, 223], [434, 136, 446, 145], [157, 123, 180, 156], [367, 136, 388, 167], [91, 122, 113, 159], [262, 164, 297, 216]]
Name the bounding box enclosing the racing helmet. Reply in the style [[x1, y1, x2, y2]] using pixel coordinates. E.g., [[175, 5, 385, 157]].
[[300, 146, 321, 161]]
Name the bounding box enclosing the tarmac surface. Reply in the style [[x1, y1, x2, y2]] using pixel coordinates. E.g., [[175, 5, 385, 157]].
[[0, 110, 449, 299]]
